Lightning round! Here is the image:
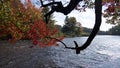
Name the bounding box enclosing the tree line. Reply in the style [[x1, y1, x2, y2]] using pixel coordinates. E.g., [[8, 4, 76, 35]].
[[56, 16, 120, 37]]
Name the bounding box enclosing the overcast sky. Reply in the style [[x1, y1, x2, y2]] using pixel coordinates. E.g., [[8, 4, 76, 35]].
[[53, 8, 114, 31], [26, 0, 114, 31]]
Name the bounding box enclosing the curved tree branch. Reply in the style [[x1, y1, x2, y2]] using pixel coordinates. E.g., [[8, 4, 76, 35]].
[[46, 37, 78, 49], [46, 36, 67, 47], [75, 0, 102, 54], [41, 0, 102, 54]]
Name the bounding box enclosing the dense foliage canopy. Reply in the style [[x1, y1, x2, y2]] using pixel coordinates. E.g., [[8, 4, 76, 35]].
[[102, 0, 120, 24], [0, 0, 63, 47]]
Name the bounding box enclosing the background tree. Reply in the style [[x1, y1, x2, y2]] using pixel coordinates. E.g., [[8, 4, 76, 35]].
[[62, 16, 82, 37], [108, 24, 120, 35], [54, 24, 64, 37], [41, 7, 57, 33]]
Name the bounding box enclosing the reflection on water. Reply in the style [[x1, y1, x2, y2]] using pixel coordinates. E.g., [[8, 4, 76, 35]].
[[50, 35, 120, 68]]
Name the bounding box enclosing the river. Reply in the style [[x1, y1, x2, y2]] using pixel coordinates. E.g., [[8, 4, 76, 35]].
[[0, 35, 120, 68], [49, 35, 120, 68]]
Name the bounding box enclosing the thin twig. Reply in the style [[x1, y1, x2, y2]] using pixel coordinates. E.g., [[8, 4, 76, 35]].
[[46, 36, 77, 49]]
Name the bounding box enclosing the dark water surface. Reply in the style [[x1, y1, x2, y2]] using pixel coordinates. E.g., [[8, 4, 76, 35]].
[[0, 35, 120, 68]]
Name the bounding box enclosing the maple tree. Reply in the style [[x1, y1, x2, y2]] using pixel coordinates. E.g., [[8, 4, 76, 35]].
[[27, 20, 64, 47], [0, 0, 36, 43], [0, 0, 63, 46], [102, 0, 120, 24]]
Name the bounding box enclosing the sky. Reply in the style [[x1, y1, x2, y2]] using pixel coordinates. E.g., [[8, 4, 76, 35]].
[[53, 8, 114, 31], [24, 0, 114, 31]]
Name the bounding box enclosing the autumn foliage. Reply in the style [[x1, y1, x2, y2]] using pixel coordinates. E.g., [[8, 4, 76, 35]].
[[27, 20, 64, 47], [103, 0, 120, 13], [102, 0, 120, 24], [0, 0, 64, 46]]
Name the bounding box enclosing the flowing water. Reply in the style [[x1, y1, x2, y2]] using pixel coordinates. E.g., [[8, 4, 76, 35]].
[[0, 35, 120, 68], [49, 35, 120, 68]]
